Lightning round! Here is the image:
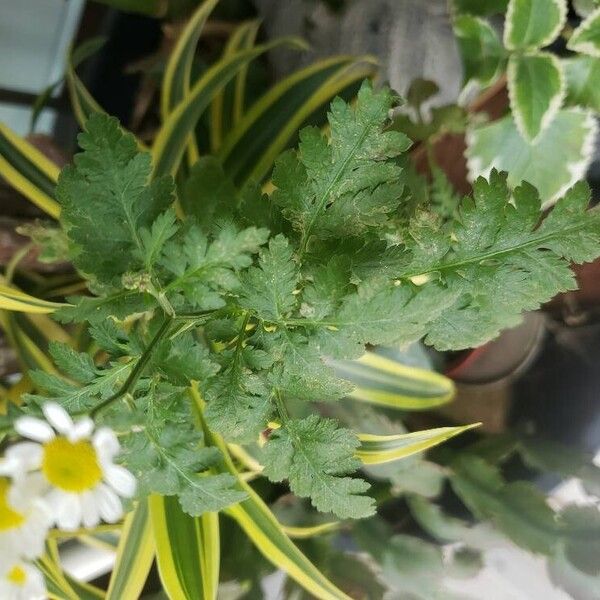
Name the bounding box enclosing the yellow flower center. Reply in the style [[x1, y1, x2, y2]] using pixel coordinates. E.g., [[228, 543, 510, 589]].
[[7, 566, 26, 586], [0, 478, 25, 531], [41, 437, 102, 492]]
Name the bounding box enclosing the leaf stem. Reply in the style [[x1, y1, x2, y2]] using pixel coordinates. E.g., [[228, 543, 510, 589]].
[[89, 316, 173, 417]]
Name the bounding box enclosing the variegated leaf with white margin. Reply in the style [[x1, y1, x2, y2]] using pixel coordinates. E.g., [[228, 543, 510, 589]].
[[568, 7, 600, 58], [507, 52, 565, 141], [563, 55, 600, 112], [504, 0, 567, 50], [573, 0, 600, 18], [453, 14, 506, 86], [466, 109, 597, 208]]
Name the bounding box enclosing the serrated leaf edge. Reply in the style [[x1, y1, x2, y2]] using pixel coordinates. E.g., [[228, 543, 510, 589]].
[[507, 51, 566, 142], [568, 6, 600, 58], [504, 0, 567, 51]]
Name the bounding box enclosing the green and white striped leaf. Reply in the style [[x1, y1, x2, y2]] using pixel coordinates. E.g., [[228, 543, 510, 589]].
[[568, 7, 600, 57], [218, 55, 377, 186], [0, 283, 65, 314], [105, 502, 154, 600], [161, 0, 219, 165], [282, 522, 341, 539], [453, 15, 506, 86], [356, 424, 480, 465], [152, 37, 307, 178], [0, 312, 57, 374], [507, 52, 564, 141], [161, 0, 219, 119], [210, 19, 261, 151], [466, 109, 597, 207], [564, 55, 600, 112], [66, 67, 106, 131], [150, 494, 220, 600], [504, 0, 567, 50], [330, 349, 455, 411], [0, 123, 60, 218]]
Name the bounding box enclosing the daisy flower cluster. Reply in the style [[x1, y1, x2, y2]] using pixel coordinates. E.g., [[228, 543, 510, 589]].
[[0, 402, 136, 599]]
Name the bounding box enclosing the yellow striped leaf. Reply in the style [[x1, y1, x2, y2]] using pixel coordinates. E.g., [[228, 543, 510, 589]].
[[218, 55, 377, 185], [106, 502, 154, 600], [37, 555, 79, 600], [190, 387, 352, 600], [161, 0, 220, 119], [152, 37, 307, 178], [66, 60, 148, 150], [0, 122, 60, 218], [150, 494, 220, 600], [65, 66, 105, 131], [282, 522, 341, 539], [0, 283, 64, 314], [356, 424, 481, 465], [331, 349, 455, 410], [210, 19, 261, 151], [0, 311, 57, 374]]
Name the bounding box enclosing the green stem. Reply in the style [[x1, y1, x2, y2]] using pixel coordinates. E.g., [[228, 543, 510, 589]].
[[89, 316, 173, 417]]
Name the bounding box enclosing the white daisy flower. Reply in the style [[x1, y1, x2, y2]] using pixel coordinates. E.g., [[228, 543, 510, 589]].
[[8, 402, 136, 531], [0, 559, 46, 600], [0, 476, 51, 561]]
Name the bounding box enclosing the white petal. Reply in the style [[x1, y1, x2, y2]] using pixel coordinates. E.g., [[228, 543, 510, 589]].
[[9, 473, 48, 513], [0, 457, 19, 477], [70, 417, 94, 441], [103, 464, 136, 498], [53, 492, 82, 531], [81, 492, 100, 529], [4, 442, 43, 472], [93, 428, 120, 459], [42, 402, 73, 436], [95, 484, 123, 523], [20, 563, 46, 599], [14, 417, 54, 443], [19, 519, 48, 559]]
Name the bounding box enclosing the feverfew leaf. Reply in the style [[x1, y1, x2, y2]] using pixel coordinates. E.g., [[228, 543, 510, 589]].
[[137, 208, 179, 272], [119, 387, 246, 515], [55, 292, 157, 324], [26, 359, 132, 413], [204, 332, 274, 442], [57, 113, 174, 287], [181, 156, 238, 225], [161, 222, 268, 310], [504, 0, 567, 50], [272, 81, 410, 250], [239, 235, 299, 321], [507, 52, 564, 141], [349, 172, 600, 351], [123, 422, 245, 515], [47, 341, 97, 384], [568, 7, 600, 57], [262, 415, 375, 519], [157, 332, 220, 386]]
